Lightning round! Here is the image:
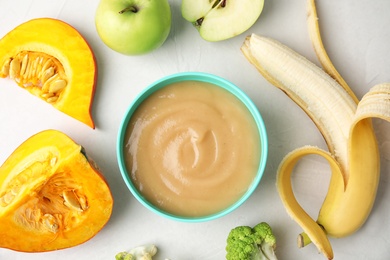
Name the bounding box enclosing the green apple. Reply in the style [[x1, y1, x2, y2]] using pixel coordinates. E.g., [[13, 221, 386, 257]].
[[95, 0, 171, 55], [182, 0, 264, 42]]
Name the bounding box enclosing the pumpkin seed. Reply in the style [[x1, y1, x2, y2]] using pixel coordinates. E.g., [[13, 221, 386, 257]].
[[40, 67, 55, 84], [39, 59, 55, 82], [41, 73, 59, 92], [0, 58, 11, 77], [46, 96, 58, 103], [30, 56, 40, 79], [41, 92, 55, 99], [0, 192, 15, 206], [22, 56, 33, 79], [49, 79, 67, 94], [63, 190, 83, 212], [20, 53, 29, 76], [41, 58, 53, 73], [36, 56, 44, 74], [9, 58, 20, 79], [25, 57, 35, 80], [77, 193, 88, 210], [24, 207, 33, 221], [10, 186, 20, 195], [42, 214, 59, 233], [50, 157, 57, 167]]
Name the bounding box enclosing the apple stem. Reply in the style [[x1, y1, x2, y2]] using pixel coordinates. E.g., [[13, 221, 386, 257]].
[[119, 6, 138, 14]]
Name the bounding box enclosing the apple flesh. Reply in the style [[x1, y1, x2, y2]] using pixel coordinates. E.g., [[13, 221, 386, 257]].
[[182, 0, 264, 42], [95, 0, 171, 55]]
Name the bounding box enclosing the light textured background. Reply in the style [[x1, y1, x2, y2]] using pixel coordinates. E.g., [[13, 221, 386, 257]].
[[0, 0, 389, 259]]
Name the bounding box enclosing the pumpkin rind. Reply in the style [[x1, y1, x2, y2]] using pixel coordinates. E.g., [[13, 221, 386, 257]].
[[0, 130, 113, 252], [0, 18, 97, 128]]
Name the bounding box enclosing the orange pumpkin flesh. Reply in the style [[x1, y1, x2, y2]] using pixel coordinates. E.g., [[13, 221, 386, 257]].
[[0, 130, 113, 252], [0, 18, 97, 128]]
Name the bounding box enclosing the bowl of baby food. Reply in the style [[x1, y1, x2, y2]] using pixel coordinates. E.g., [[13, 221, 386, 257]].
[[117, 72, 268, 222]]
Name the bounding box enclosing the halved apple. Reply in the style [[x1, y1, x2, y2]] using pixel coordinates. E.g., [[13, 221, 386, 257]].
[[181, 0, 264, 42]]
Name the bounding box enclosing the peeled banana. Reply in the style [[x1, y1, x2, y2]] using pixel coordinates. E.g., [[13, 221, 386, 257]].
[[241, 0, 390, 259]]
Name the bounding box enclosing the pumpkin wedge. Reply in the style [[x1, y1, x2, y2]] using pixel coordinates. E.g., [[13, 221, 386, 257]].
[[0, 130, 113, 252], [0, 18, 97, 128]]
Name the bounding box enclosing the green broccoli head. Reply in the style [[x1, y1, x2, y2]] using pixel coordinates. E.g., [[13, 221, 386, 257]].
[[226, 222, 278, 260], [226, 226, 258, 259]]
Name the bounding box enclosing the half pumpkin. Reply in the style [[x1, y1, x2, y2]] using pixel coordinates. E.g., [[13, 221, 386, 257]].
[[0, 18, 97, 128], [0, 130, 113, 252]]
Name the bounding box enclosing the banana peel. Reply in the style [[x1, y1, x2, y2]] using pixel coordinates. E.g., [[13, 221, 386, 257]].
[[241, 0, 390, 259]]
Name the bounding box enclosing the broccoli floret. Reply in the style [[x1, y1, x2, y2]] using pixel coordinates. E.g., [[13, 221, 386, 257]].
[[226, 222, 278, 260]]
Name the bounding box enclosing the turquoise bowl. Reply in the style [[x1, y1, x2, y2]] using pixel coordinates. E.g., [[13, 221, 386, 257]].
[[117, 72, 268, 222]]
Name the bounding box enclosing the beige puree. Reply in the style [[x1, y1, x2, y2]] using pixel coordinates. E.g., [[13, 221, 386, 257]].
[[124, 80, 260, 217]]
